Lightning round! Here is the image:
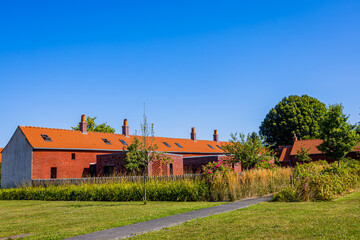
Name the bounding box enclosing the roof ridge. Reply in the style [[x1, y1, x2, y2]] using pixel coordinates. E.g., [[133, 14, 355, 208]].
[[19, 126, 228, 143]]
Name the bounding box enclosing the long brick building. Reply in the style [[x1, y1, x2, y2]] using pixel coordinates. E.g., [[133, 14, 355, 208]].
[[1, 115, 240, 188], [278, 134, 360, 166]]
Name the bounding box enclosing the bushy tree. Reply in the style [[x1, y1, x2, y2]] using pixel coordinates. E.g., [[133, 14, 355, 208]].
[[296, 145, 312, 163], [317, 104, 360, 161], [259, 95, 327, 147], [72, 116, 115, 133], [222, 132, 273, 170], [123, 137, 146, 174]]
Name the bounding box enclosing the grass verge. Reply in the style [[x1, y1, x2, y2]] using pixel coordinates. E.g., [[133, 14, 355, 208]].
[[133, 189, 360, 240], [0, 200, 223, 240]]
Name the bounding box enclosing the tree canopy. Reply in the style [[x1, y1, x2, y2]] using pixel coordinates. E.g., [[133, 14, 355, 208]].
[[259, 95, 327, 147], [222, 132, 273, 170], [317, 104, 360, 160], [72, 116, 115, 133]]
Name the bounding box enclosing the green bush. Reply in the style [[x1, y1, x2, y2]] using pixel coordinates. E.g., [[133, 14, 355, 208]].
[[273, 159, 360, 202]]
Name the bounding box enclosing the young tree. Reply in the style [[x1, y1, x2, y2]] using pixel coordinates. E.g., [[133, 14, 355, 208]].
[[317, 104, 360, 164], [125, 113, 169, 204], [72, 116, 115, 133], [222, 132, 273, 170], [296, 145, 312, 163], [259, 95, 327, 147]]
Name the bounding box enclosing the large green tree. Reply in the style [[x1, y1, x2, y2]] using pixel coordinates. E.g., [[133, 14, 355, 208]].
[[259, 95, 327, 147], [72, 116, 115, 133], [222, 132, 273, 170], [317, 104, 360, 161]]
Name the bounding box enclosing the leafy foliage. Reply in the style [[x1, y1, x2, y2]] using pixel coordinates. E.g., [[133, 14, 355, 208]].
[[296, 145, 312, 163], [273, 159, 360, 202], [317, 104, 360, 160], [259, 95, 327, 147], [202, 160, 235, 183], [123, 137, 146, 174], [222, 132, 274, 170], [72, 116, 115, 133], [254, 159, 277, 170]]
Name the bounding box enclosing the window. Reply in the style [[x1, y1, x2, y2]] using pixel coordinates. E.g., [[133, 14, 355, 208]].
[[102, 138, 111, 144], [119, 139, 128, 146], [163, 142, 171, 147], [71, 153, 76, 160], [208, 144, 215, 149], [51, 167, 57, 179], [103, 166, 114, 176], [175, 143, 183, 148], [216, 145, 222, 150], [169, 163, 173, 175], [41, 134, 52, 142]]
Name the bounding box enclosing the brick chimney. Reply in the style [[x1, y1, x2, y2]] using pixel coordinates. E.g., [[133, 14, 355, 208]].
[[79, 114, 87, 134], [213, 129, 219, 142], [122, 119, 129, 137], [293, 133, 298, 143], [191, 127, 196, 141]]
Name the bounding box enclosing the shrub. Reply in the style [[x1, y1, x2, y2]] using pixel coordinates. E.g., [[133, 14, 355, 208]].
[[273, 160, 360, 202], [253, 159, 277, 170]]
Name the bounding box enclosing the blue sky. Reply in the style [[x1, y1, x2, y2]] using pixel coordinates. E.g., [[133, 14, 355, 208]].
[[0, 1, 359, 147]]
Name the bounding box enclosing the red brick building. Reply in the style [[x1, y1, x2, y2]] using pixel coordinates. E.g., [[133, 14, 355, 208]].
[[279, 135, 360, 166], [0, 148, 3, 163], [1, 115, 236, 188]]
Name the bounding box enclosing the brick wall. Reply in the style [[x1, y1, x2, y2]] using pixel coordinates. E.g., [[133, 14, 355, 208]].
[[184, 155, 241, 174], [32, 150, 121, 179], [96, 153, 127, 176], [97, 153, 183, 176]]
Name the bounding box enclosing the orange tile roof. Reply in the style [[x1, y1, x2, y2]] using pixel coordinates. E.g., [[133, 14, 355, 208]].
[[0, 148, 3, 163], [19, 126, 227, 154], [290, 139, 360, 156], [279, 146, 292, 162]]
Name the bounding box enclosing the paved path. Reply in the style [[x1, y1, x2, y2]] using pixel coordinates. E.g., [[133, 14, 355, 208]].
[[66, 195, 272, 240]]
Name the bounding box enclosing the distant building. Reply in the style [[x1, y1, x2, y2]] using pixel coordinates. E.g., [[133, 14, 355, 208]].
[[1, 115, 240, 188], [278, 134, 360, 166]]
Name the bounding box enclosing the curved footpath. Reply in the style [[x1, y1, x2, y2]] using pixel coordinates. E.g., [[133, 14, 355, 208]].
[[65, 195, 272, 240]]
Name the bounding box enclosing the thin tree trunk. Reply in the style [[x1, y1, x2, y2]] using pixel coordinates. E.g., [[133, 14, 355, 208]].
[[144, 167, 147, 204]]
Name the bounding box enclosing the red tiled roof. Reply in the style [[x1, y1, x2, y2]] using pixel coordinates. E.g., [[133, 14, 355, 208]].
[[290, 139, 360, 156], [279, 146, 292, 162], [19, 126, 227, 154]]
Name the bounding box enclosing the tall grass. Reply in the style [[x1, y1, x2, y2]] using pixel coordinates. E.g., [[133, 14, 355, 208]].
[[209, 168, 292, 201], [0, 168, 292, 202]]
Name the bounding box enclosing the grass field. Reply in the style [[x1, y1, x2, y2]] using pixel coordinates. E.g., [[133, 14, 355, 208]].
[[0, 201, 223, 240], [134, 190, 360, 240]]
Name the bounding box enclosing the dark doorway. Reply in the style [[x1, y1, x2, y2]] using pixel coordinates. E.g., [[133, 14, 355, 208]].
[[51, 167, 57, 179], [90, 164, 96, 177], [169, 163, 173, 175], [103, 166, 114, 176]]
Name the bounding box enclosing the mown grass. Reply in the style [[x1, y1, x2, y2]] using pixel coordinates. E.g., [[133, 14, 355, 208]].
[[133, 189, 360, 240], [0, 200, 223, 240]]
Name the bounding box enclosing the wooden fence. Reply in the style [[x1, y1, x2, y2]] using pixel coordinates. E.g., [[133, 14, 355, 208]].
[[31, 174, 204, 186]]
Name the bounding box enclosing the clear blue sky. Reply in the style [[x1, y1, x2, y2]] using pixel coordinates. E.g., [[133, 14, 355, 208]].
[[1, 1, 360, 147]]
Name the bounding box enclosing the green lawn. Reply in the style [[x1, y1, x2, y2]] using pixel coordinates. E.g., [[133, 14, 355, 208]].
[[134, 190, 360, 240], [0, 201, 223, 240]]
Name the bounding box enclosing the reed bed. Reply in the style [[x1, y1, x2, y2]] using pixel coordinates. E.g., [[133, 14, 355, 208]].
[[209, 167, 293, 201]]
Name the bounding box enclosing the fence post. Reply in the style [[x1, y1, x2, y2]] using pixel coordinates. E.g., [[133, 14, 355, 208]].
[[290, 175, 293, 188]]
